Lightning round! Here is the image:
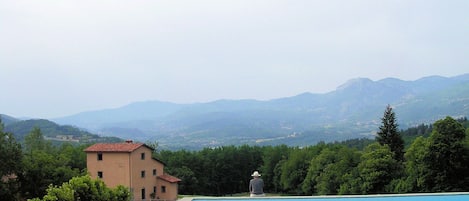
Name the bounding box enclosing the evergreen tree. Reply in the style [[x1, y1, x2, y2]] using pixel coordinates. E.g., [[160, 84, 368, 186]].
[[0, 119, 23, 201], [376, 105, 404, 161]]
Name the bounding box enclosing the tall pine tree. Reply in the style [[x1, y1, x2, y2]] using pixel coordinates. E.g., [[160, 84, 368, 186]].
[[376, 105, 404, 161]]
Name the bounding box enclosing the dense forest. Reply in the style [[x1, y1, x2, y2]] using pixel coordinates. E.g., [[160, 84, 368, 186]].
[[1, 110, 469, 200], [158, 116, 469, 196]]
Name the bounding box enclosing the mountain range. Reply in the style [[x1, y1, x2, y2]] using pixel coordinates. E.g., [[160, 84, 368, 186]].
[[31, 74, 468, 150]]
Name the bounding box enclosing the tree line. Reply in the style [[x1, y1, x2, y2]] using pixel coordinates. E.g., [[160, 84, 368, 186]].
[[156, 107, 469, 195], [1, 107, 469, 200]]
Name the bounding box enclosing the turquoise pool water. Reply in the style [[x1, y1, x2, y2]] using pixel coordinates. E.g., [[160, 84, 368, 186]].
[[192, 193, 469, 201]]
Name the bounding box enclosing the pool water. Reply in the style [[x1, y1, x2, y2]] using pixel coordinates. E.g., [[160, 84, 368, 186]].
[[192, 193, 469, 201]]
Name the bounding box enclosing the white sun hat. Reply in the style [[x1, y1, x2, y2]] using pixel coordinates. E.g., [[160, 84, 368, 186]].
[[251, 171, 261, 177]]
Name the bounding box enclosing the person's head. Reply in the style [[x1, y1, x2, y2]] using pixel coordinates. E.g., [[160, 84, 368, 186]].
[[251, 171, 261, 178]]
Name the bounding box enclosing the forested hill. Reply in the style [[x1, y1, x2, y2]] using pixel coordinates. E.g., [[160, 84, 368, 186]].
[[2, 118, 121, 143], [0, 114, 19, 125], [52, 74, 469, 150]]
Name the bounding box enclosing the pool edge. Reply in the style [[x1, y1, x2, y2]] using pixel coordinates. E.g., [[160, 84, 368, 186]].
[[180, 192, 469, 201]]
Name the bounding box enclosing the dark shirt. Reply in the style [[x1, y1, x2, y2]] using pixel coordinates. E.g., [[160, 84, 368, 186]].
[[249, 177, 264, 194]]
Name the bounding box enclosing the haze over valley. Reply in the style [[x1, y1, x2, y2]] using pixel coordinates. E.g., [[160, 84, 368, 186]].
[[3, 74, 468, 149]]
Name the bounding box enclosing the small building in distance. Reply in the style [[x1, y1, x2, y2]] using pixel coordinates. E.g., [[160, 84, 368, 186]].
[[84, 140, 181, 200]]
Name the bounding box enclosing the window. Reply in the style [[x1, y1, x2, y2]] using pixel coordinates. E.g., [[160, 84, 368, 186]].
[[153, 169, 157, 176], [141, 152, 145, 160], [97, 171, 103, 179], [141, 188, 146, 200], [97, 153, 103, 161], [141, 170, 145, 178], [153, 186, 157, 193], [161, 186, 166, 193]]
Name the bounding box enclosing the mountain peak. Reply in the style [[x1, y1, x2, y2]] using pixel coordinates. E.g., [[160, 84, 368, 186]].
[[336, 78, 374, 91], [417, 75, 447, 82]]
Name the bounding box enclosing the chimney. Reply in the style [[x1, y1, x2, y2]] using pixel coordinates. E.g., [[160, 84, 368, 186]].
[[125, 140, 133, 143]]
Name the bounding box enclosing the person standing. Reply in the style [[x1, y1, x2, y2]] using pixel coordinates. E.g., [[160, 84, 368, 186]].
[[249, 171, 265, 197]]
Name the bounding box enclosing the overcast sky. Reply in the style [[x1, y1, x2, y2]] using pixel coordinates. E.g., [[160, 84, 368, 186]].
[[1, 0, 468, 119]]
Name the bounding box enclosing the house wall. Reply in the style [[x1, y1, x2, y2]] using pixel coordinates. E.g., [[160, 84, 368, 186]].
[[86, 152, 131, 187], [157, 180, 179, 201], [129, 146, 163, 200]]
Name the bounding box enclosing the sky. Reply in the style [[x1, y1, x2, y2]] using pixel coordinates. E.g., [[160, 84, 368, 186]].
[[1, 0, 468, 119]]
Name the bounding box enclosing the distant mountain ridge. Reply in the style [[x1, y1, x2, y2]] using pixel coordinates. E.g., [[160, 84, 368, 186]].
[[0, 114, 19, 125], [3, 74, 469, 149], [46, 74, 469, 149]]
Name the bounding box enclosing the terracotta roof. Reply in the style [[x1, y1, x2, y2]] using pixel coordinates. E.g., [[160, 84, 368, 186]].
[[84, 142, 149, 152], [158, 174, 181, 183]]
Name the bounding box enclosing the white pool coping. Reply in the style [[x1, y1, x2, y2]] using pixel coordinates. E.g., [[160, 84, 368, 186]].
[[180, 192, 469, 201]]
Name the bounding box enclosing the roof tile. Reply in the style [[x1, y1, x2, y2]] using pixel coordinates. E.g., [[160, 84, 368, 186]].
[[158, 174, 181, 183], [84, 142, 145, 152]]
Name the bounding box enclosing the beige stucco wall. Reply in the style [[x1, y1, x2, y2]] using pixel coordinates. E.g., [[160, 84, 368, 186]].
[[157, 179, 179, 200], [86, 152, 131, 187], [129, 146, 164, 200], [86, 145, 177, 200]]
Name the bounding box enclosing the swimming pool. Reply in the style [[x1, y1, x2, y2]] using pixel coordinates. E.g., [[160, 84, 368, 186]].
[[187, 192, 469, 201]]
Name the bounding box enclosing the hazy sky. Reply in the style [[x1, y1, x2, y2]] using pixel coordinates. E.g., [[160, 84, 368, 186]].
[[1, 0, 468, 119]]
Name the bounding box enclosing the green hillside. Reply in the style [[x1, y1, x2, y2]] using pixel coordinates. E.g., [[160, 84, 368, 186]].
[[4, 119, 122, 143]]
